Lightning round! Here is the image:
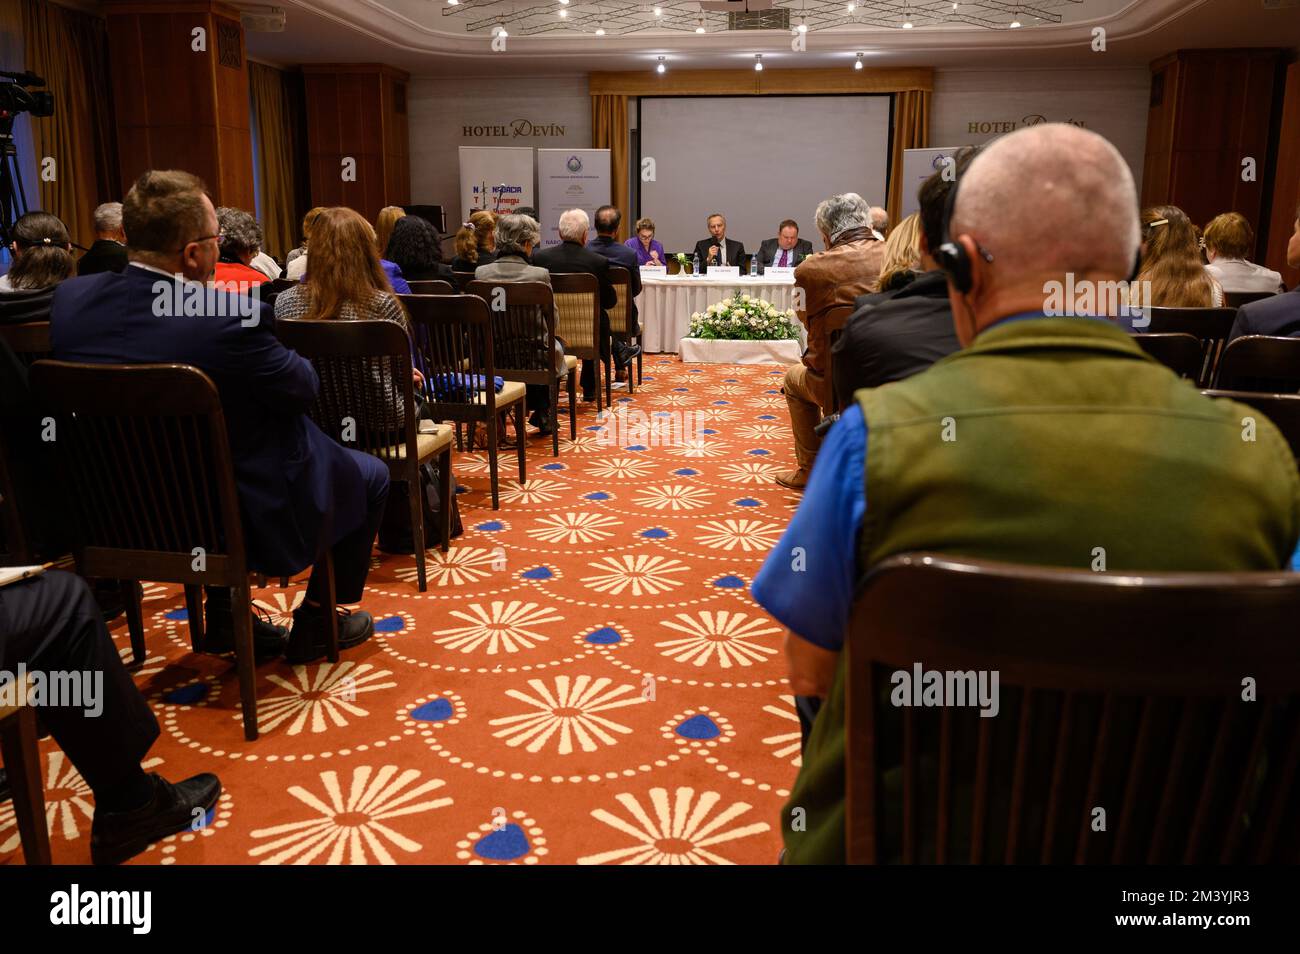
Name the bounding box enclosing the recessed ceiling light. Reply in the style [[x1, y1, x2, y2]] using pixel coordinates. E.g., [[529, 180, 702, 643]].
[[653, 5, 662, 16], [656, 56, 666, 73], [754, 53, 763, 71], [902, 19, 913, 29], [1010, 17, 1021, 28], [559, 0, 569, 4], [854, 52, 863, 70], [847, 2, 855, 11], [559, 8, 567, 17], [447, 0, 458, 6], [596, 25, 606, 35]]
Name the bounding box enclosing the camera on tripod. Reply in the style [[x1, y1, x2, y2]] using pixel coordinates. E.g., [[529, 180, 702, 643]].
[[0, 71, 55, 248]]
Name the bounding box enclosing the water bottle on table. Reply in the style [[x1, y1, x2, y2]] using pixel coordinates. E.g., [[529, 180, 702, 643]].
[[692, 253, 700, 276], [750, 252, 759, 277]]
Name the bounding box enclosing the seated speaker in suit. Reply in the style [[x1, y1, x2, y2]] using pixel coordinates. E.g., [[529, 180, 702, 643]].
[[586, 205, 643, 383], [758, 219, 815, 270], [692, 214, 746, 274], [51, 170, 388, 665], [77, 202, 129, 277], [476, 213, 565, 433], [532, 208, 638, 401]]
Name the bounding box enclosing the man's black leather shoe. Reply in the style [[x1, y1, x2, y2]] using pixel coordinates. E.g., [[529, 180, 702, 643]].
[[285, 605, 374, 665], [614, 342, 641, 369], [203, 599, 289, 661], [90, 773, 222, 866]]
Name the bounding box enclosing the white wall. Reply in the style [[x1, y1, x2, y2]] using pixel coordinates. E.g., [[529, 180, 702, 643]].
[[931, 68, 1151, 194], [408, 74, 592, 234]]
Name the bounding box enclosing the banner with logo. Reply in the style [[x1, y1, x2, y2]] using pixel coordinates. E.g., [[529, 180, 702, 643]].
[[536, 149, 611, 248], [900, 147, 962, 221], [458, 146, 535, 224]]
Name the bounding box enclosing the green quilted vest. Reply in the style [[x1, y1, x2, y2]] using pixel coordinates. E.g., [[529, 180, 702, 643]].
[[782, 317, 1300, 865]]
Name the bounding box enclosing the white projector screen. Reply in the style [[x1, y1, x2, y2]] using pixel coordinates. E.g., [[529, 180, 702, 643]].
[[638, 95, 892, 256]]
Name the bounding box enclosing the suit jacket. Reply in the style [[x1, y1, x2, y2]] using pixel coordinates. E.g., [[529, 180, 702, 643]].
[[1228, 287, 1300, 341], [758, 237, 814, 268], [0, 285, 56, 325], [50, 266, 362, 576], [831, 270, 961, 410], [76, 240, 128, 277], [586, 235, 641, 327], [474, 253, 564, 374], [692, 237, 747, 274], [531, 241, 617, 318]]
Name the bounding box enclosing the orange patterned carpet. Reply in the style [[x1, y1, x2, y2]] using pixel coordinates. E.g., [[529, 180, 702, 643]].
[[1, 358, 806, 866]]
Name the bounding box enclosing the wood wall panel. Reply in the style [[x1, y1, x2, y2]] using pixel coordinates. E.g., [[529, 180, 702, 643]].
[[1264, 60, 1300, 286], [303, 64, 411, 224], [104, 0, 253, 210]]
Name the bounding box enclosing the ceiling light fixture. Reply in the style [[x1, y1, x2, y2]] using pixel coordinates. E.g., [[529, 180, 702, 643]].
[[847, 2, 855, 12], [695, 17, 705, 33], [656, 55, 666, 74], [559, 8, 567, 17], [447, 0, 458, 6], [653, 5, 662, 16], [854, 52, 863, 70], [797, 17, 808, 33], [754, 53, 763, 71], [596, 24, 606, 35]]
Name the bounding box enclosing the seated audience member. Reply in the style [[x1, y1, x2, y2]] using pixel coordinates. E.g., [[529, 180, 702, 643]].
[[385, 215, 455, 283], [1204, 212, 1285, 295], [533, 208, 638, 401], [752, 123, 1300, 865], [759, 219, 814, 269], [0, 211, 74, 324], [693, 214, 746, 274], [375, 205, 406, 261], [475, 213, 565, 434], [288, 206, 410, 295], [513, 206, 538, 220], [249, 248, 281, 280], [275, 207, 417, 428], [777, 192, 886, 489], [284, 206, 325, 279], [52, 170, 388, 664], [872, 212, 924, 295], [1131, 205, 1224, 308], [625, 216, 666, 266], [1228, 206, 1300, 340], [831, 156, 973, 404], [77, 202, 129, 276], [0, 570, 221, 864], [213, 207, 271, 290], [450, 211, 498, 276], [869, 205, 889, 239], [586, 205, 643, 382]]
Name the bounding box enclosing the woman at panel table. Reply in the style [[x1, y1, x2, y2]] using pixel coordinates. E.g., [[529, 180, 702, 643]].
[[625, 216, 666, 266]]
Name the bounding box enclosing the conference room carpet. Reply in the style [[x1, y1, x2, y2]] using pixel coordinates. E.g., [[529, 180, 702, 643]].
[[1, 358, 807, 866]]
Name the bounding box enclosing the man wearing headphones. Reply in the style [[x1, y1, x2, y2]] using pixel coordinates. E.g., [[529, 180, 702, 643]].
[[751, 122, 1300, 864]]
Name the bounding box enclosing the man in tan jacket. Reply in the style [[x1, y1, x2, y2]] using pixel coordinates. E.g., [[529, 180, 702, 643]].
[[777, 193, 886, 489]]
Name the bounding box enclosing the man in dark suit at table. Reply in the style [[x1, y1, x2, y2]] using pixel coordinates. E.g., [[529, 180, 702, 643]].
[[586, 205, 642, 383], [693, 214, 746, 275], [533, 208, 638, 400], [51, 169, 388, 664], [76, 202, 129, 276], [1227, 205, 1300, 341], [758, 220, 814, 271]]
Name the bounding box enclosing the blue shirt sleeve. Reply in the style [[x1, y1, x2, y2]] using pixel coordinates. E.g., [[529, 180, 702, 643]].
[[751, 405, 867, 652]]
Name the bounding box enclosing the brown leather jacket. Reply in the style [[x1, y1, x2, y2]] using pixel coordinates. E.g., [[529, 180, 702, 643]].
[[794, 227, 886, 406]]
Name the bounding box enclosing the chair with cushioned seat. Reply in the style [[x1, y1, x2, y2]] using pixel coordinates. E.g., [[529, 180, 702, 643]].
[[606, 266, 643, 390], [550, 272, 609, 412]]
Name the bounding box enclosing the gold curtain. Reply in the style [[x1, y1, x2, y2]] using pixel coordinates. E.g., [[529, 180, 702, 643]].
[[249, 62, 305, 260], [21, 0, 119, 251], [887, 89, 932, 229], [591, 94, 629, 240]]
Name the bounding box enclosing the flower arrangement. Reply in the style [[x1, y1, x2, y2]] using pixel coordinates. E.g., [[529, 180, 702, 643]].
[[688, 292, 800, 341], [675, 252, 690, 273]]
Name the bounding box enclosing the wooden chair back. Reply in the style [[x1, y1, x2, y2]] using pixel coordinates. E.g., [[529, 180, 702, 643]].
[[1143, 306, 1238, 386], [1224, 290, 1277, 309], [403, 293, 500, 425], [1214, 335, 1300, 393], [1201, 389, 1300, 462], [407, 279, 456, 296], [0, 321, 51, 368], [1131, 332, 1204, 380]]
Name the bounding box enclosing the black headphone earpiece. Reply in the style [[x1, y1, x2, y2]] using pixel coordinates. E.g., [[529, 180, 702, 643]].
[[933, 151, 974, 295]]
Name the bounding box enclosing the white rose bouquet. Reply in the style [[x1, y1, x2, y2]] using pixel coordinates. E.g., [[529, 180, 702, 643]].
[[688, 292, 800, 341]]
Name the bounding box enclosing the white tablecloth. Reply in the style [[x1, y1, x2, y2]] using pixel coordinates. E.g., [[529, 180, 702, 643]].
[[636, 273, 802, 353]]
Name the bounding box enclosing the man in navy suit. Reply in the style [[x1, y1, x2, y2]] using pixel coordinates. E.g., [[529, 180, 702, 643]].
[[1228, 207, 1299, 341], [51, 170, 387, 664], [585, 205, 642, 382]]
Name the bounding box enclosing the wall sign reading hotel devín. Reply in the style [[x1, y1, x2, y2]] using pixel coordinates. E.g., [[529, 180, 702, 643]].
[[462, 119, 568, 139], [966, 114, 1088, 135]]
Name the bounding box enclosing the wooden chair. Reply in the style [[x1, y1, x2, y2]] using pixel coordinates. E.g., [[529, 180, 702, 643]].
[[0, 320, 51, 368], [1143, 306, 1238, 387], [1225, 290, 1278, 309], [606, 266, 644, 390], [407, 279, 456, 296], [1202, 389, 1300, 462], [258, 277, 298, 307], [1212, 335, 1300, 393], [28, 361, 339, 741], [274, 318, 453, 592], [1131, 332, 1204, 381], [550, 272, 609, 412], [822, 304, 856, 414], [844, 552, 1300, 864], [0, 700, 51, 864], [405, 294, 526, 509], [465, 280, 577, 457]]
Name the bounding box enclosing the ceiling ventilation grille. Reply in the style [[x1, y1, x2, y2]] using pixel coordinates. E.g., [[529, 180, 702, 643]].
[[730, 8, 790, 30]]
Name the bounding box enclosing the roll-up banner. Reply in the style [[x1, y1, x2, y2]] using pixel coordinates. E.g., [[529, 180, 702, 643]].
[[536, 148, 611, 248], [458, 146, 535, 224]]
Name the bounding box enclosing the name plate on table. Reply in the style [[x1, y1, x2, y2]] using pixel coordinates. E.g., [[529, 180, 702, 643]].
[[707, 266, 741, 279], [640, 265, 667, 275], [764, 266, 795, 278]]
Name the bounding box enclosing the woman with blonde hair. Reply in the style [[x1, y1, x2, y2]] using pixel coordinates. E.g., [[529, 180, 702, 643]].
[[450, 210, 497, 275], [375, 205, 406, 260], [875, 213, 923, 294], [1203, 211, 1284, 295], [1131, 205, 1223, 308], [285, 206, 326, 280]]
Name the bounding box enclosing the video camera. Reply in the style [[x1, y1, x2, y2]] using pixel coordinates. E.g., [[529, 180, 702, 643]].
[[0, 71, 54, 247]]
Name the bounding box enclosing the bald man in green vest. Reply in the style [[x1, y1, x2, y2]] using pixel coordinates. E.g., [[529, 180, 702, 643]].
[[751, 122, 1300, 864]]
